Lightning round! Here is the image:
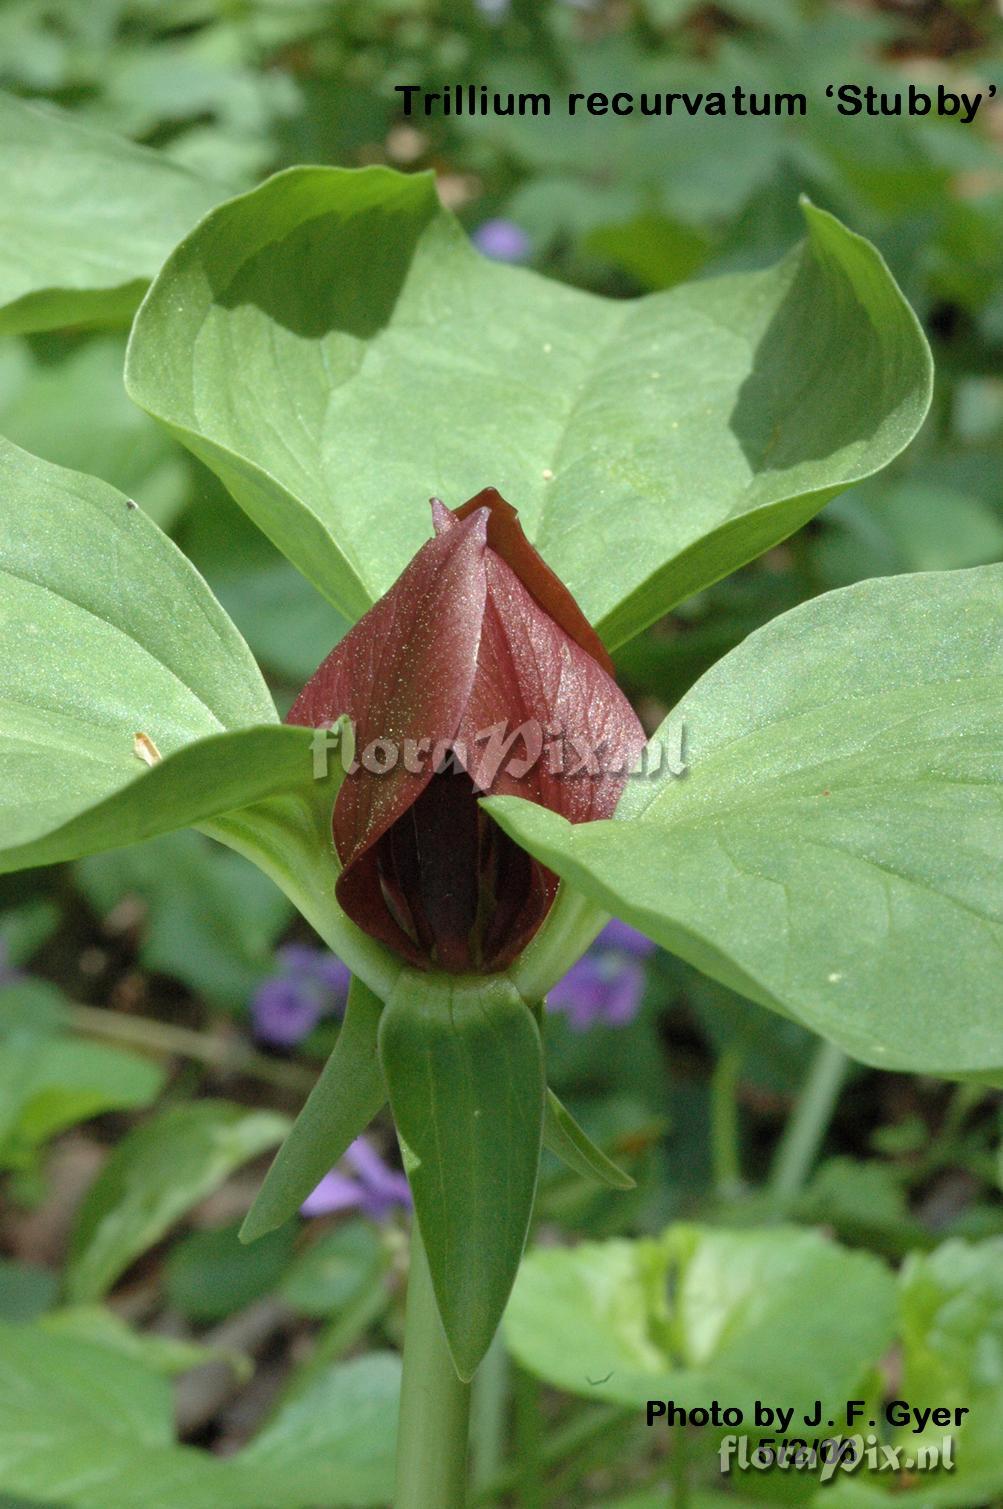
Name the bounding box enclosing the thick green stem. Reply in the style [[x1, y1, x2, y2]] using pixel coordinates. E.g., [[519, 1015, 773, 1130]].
[[514, 1365, 544, 1508], [470, 1331, 509, 1493], [769, 1038, 848, 1205], [396, 1221, 471, 1509]]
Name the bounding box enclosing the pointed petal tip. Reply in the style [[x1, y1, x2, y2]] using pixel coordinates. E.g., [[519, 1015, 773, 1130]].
[[429, 496, 452, 533], [430, 493, 491, 546]]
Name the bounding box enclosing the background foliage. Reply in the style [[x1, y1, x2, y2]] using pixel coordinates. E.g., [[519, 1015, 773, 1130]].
[[0, 0, 1001, 1504]]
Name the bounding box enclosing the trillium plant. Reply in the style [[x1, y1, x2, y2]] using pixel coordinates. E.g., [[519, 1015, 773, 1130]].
[[2, 95, 1000, 1509]]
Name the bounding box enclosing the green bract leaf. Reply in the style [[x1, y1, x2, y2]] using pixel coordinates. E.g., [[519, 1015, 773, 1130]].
[[125, 167, 931, 647], [544, 1089, 635, 1191], [0, 438, 319, 874], [506, 1224, 895, 1421], [0, 93, 223, 335], [487, 565, 1003, 1075], [66, 1101, 289, 1302], [241, 976, 386, 1242], [378, 974, 545, 1380]]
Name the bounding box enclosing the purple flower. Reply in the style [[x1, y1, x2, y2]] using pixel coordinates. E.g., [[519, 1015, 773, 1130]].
[[547, 919, 654, 1031], [301, 1137, 412, 1220], [251, 976, 324, 1048], [251, 944, 350, 1047], [472, 218, 530, 263], [277, 944, 351, 1000], [596, 917, 656, 958]]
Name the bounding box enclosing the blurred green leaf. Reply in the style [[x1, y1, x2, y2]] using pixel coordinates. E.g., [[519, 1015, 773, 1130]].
[[819, 1239, 1003, 1507], [77, 830, 292, 1009], [279, 1219, 387, 1319], [897, 1239, 1003, 1484], [66, 1100, 289, 1302], [0, 93, 223, 335], [488, 564, 1003, 1074], [817, 479, 1003, 586], [506, 1224, 895, 1421], [0, 980, 69, 1153], [40, 1304, 250, 1380], [0, 335, 190, 530], [586, 213, 710, 290], [125, 169, 931, 648], [0, 1319, 395, 1507], [796, 1158, 927, 1258], [0, 1038, 165, 1167], [166, 1220, 296, 1321], [0, 899, 60, 966], [0, 1260, 58, 1322], [240, 1352, 400, 1503]]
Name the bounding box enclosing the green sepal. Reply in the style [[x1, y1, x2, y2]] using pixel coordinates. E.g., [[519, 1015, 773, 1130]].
[[544, 1089, 635, 1191], [378, 973, 545, 1381], [240, 977, 385, 1243]]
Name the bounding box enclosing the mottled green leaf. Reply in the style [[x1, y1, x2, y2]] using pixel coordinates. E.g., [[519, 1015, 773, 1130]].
[[126, 167, 931, 647], [0, 438, 320, 875], [488, 566, 1003, 1074]]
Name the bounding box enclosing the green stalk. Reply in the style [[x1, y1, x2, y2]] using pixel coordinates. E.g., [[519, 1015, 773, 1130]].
[[514, 1365, 544, 1508], [470, 1331, 509, 1493], [395, 1221, 471, 1509], [68, 1002, 315, 1094], [769, 1038, 848, 1206]]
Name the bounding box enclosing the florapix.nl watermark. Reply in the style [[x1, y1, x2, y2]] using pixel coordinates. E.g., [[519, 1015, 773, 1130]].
[[309, 719, 687, 784], [719, 1432, 955, 1484]]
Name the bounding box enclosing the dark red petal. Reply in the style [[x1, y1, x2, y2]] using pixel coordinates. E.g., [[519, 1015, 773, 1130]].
[[287, 508, 490, 932], [287, 491, 644, 974], [458, 548, 646, 822], [444, 488, 614, 674]]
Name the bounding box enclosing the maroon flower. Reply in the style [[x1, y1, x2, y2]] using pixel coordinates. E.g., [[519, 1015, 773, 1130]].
[[288, 489, 645, 973]]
